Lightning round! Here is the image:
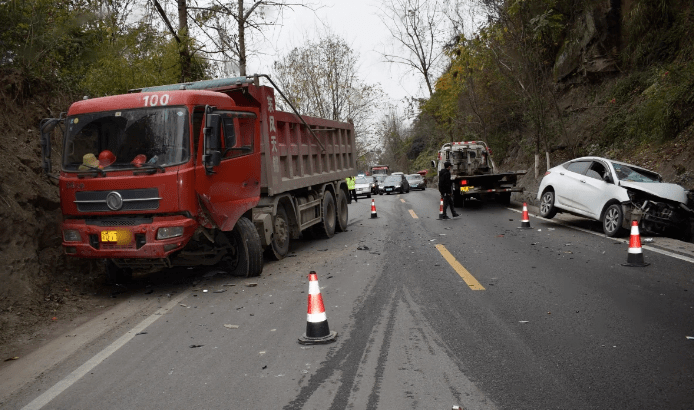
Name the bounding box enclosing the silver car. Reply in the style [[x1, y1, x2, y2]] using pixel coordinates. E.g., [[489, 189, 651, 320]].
[[354, 176, 372, 198], [537, 156, 694, 240]]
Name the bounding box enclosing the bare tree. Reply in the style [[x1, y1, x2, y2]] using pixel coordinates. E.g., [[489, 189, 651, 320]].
[[272, 32, 384, 137], [184, 0, 318, 77], [378, 0, 447, 97]]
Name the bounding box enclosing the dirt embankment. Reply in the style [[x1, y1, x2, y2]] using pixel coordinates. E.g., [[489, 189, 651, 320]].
[[0, 73, 110, 363]]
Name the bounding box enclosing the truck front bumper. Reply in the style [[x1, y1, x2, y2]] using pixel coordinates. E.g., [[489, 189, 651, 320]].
[[61, 215, 198, 259]]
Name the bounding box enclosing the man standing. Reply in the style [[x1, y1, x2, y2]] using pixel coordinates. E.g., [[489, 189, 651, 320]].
[[346, 176, 357, 203], [438, 161, 459, 219]]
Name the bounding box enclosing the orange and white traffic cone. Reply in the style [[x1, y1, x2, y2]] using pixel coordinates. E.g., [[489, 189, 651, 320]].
[[438, 198, 445, 219], [371, 198, 378, 218], [622, 221, 650, 267], [298, 271, 338, 345], [518, 202, 532, 228]]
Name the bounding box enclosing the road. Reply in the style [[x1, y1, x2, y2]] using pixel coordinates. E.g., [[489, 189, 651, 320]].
[[2, 189, 694, 409]]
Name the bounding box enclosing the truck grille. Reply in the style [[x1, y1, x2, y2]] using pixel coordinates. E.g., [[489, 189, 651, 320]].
[[75, 189, 160, 212]]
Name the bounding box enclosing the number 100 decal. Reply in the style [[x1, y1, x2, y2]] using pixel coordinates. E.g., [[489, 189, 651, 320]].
[[143, 94, 170, 107]]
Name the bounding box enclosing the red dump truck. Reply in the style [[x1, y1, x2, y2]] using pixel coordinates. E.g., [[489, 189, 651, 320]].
[[40, 75, 356, 281]]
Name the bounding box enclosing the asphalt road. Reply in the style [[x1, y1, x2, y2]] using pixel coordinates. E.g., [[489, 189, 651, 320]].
[[4, 189, 694, 409]]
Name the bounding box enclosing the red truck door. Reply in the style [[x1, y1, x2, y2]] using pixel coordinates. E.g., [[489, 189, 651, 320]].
[[195, 109, 261, 231]]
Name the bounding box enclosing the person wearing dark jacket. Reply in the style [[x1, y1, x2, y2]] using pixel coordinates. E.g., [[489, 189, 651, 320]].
[[438, 162, 459, 219]]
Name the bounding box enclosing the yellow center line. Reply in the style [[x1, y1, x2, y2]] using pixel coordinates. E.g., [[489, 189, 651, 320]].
[[408, 209, 418, 219], [435, 244, 485, 290], [400, 199, 406, 203]]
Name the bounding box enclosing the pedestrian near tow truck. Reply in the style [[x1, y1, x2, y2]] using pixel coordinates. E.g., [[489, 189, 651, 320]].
[[346, 176, 357, 203], [438, 162, 459, 219]]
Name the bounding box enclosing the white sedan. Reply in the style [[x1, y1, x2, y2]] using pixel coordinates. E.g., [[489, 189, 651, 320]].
[[354, 176, 372, 198], [537, 156, 694, 240]]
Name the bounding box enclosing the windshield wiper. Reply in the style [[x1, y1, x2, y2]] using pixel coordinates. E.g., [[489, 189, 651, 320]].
[[77, 165, 107, 177], [133, 162, 165, 175]]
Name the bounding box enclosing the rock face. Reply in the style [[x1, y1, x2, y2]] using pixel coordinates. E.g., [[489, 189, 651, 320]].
[[553, 1, 621, 82]]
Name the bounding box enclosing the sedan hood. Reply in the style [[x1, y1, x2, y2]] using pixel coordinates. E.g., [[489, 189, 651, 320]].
[[619, 181, 688, 203]]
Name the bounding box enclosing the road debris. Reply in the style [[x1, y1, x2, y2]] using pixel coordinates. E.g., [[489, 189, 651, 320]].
[[224, 324, 239, 329], [144, 289, 153, 295], [222, 284, 236, 287], [179, 304, 189, 308], [686, 336, 694, 340], [357, 246, 370, 250], [519, 321, 529, 323], [246, 283, 258, 287], [135, 332, 147, 336], [189, 344, 203, 348], [213, 289, 227, 293], [4, 357, 19, 362]]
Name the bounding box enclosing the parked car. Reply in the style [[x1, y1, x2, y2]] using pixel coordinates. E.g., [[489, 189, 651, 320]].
[[537, 156, 694, 240], [354, 175, 372, 198], [382, 174, 410, 194], [374, 175, 387, 195], [406, 174, 426, 190]]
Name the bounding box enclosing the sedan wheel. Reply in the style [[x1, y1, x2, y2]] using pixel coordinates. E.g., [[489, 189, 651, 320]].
[[539, 190, 557, 219], [602, 203, 624, 237]]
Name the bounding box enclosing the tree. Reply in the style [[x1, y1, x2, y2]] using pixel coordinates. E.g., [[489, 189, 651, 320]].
[[271, 33, 383, 139], [186, 0, 317, 77], [378, 0, 448, 97]]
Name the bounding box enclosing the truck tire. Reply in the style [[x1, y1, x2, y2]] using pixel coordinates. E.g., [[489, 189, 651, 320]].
[[498, 192, 511, 205], [106, 260, 132, 284], [313, 191, 336, 238], [336, 190, 349, 232], [224, 217, 263, 277], [264, 206, 290, 260]]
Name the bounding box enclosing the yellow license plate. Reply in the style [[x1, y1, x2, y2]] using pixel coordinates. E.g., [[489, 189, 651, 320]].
[[460, 186, 475, 192], [101, 230, 133, 244]]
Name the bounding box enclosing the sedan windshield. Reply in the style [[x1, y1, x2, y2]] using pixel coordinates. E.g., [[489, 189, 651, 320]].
[[355, 176, 369, 184], [63, 106, 189, 172], [384, 176, 400, 183], [407, 175, 423, 182], [611, 162, 660, 183]]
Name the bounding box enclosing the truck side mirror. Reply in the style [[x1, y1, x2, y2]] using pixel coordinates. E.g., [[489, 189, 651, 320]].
[[203, 113, 222, 174], [39, 117, 63, 176]]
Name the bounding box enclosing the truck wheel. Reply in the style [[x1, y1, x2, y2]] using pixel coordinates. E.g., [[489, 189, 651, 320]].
[[106, 260, 132, 284], [264, 206, 290, 260], [224, 217, 263, 277], [539, 190, 557, 219], [314, 191, 336, 238], [336, 190, 349, 232], [498, 192, 511, 205], [602, 203, 625, 238]]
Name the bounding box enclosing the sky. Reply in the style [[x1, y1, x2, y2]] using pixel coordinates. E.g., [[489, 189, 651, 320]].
[[244, 0, 429, 110]]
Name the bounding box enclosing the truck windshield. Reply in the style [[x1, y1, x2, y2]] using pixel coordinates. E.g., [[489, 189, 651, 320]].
[[62, 106, 190, 172]]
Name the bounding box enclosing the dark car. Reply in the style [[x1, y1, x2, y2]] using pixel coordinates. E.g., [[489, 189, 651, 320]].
[[406, 174, 426, 190], [374, 175, 387, 195], [382, 174, 410, 194]]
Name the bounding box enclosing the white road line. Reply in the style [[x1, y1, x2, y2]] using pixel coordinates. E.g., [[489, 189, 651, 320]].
[[21, 292, 188, 410], [507, 208, 694, 264]]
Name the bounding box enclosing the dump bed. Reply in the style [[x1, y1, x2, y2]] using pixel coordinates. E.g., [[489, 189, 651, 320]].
[[252, 86, 356, 196]]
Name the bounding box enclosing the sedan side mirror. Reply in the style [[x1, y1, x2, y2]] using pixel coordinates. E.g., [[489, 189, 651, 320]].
[[603, 173, 613, 184]]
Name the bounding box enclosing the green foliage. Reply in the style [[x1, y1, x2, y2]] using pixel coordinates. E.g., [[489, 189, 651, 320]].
[[605, 61, 694, 144], [80, 23, 210, 96]]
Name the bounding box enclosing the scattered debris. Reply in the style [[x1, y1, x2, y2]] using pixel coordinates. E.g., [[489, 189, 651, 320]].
[[548, 228, 555, 231], [369, 252, 381, 255], [135, 332, 147, 336], [519, 321, 529, 323], [224, 324, 239, 329], [213, 289, 226, 293], [259, 351, 266, 355], [686, 336, 694, 340], [317, 249, 328, 252], [179, 304, 189, 308], [357, 246, 370, 250], [439, 234, 447, 236], [643, 238, 654, 243], [246, 283, 258, 287], [203, 271, 218, 278], [189, 344, 203, 348], [222, 284, 236, 287], [4, 357, 19, 362], [203, 290, 208, 293]]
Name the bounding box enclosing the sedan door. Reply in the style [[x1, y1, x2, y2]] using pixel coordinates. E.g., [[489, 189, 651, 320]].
[[555, 160, 592, 214]]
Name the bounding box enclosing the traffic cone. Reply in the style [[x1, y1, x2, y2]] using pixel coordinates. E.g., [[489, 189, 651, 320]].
[[518, 202, 532, 228], [438, 197, 445, 219], [371, 198, 378, 218], [622, 221, 650, 267], [298, 271, 338, 345]]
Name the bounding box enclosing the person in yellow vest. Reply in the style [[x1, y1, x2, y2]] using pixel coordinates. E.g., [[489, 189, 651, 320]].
[[346, 176, 357, 203]]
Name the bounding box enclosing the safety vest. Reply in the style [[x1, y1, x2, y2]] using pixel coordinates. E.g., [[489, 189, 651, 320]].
[[346, 177, 355, 190]]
